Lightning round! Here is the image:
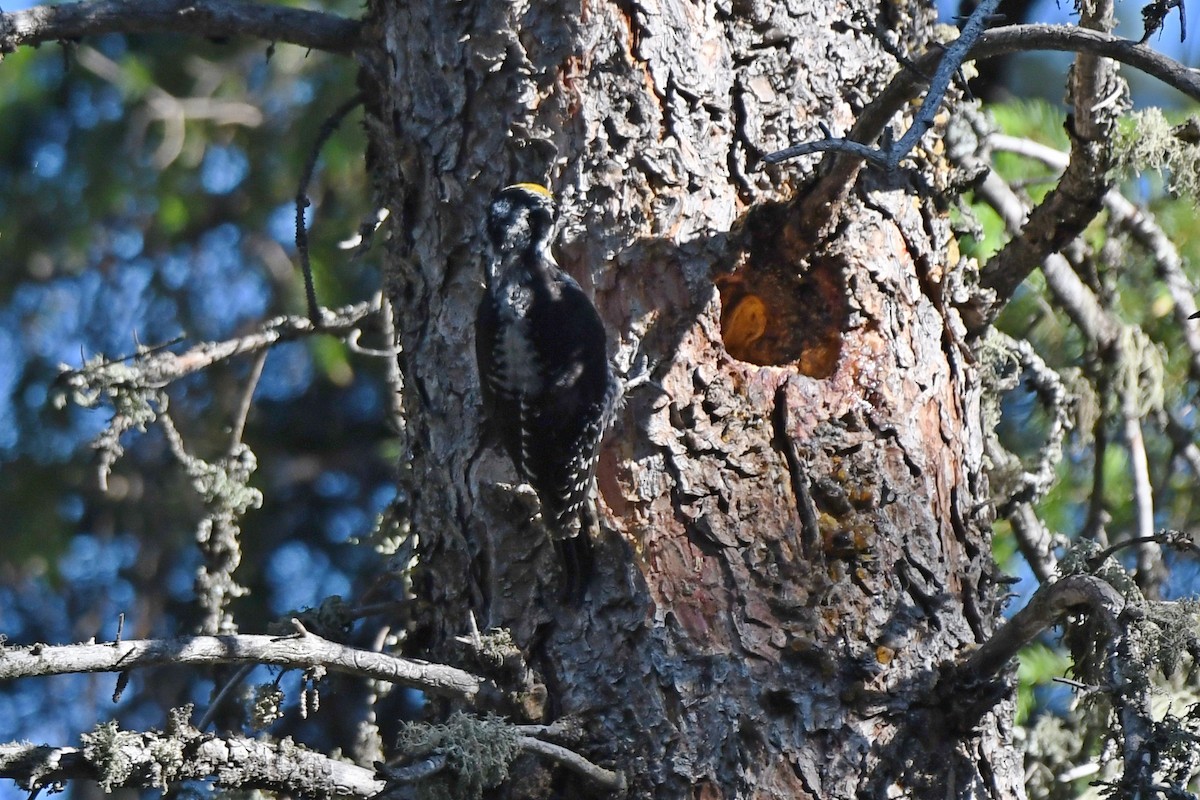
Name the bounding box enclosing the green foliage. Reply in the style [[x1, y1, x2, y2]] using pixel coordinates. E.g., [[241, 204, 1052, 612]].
[[1015, 644, 1072, 725]]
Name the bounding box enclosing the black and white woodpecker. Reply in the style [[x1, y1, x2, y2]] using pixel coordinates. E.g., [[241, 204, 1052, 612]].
[[475, 183, 618, 589]]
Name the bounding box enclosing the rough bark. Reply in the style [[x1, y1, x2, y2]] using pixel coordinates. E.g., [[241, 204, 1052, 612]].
[[360, 1, 1020, 797]]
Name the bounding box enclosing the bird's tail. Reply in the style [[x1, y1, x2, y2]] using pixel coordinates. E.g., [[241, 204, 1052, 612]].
[[554, 532, 594, 606]]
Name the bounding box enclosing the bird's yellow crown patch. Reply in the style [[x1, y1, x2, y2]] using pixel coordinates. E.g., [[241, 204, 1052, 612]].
[[506, 182, 553, 199]]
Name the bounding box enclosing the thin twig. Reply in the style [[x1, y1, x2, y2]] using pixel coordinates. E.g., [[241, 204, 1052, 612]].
[[1052, 675, 1100, 691], [197, 663, 256, 732], [1086, 530, 1200, 570], [228, 349, 268, 456], [765, 0, 1001, 169], [295, 92, 365, 326]]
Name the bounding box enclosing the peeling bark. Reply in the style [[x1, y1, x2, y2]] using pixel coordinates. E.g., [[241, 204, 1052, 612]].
[[361, 1, 1021, 797]]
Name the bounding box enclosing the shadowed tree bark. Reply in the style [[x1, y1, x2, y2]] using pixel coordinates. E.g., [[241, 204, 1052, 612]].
[[362, 1, 1021, 797]]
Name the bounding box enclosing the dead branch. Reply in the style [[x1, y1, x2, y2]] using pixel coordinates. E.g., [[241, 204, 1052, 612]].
[[516, 736, 627, 792], [0, 734, 385, 798], [782, 22, 1200, 250], [0, 626, 493, 702], [766, 0, 1000, 171], [0, 0, 361, 56], [958, 574, 1125, 683], [57, 301, 375, 395], [992, 133, 1200, 381]]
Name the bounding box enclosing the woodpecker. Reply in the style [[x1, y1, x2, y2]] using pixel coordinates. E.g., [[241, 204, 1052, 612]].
[[475, 183, 617, 589]]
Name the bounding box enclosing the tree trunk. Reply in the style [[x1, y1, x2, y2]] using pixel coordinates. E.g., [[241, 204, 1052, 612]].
[[361, 1, 1024, 797]]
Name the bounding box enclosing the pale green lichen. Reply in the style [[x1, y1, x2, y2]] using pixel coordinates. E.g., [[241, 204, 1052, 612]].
[[1114, 109, 1200, 199], [396, 712, 521, 800], [81, 722, 140, 792], [250, 684, 285, 730]]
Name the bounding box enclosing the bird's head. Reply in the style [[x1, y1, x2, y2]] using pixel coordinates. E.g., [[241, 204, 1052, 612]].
[[487, 183, 556, 255]]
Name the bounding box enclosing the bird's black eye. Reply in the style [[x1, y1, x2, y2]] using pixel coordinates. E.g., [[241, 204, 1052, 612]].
[[487, 198, 515, 246], [489, 198, 511, 226]]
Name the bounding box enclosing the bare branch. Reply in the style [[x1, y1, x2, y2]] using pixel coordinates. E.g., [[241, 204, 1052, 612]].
[[788, 23, 1200, 243], [57, 301, 375, 394], [959, 574, 1125, 682], [992, 133, 1200, 381], [0, 0, 362, 56], [1008, 501, 1058, 584], [516, 736, 627, 792], [766, 0, 1000, 170], [0, 630, 493, 702], [980, 0, 1125, 315]]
